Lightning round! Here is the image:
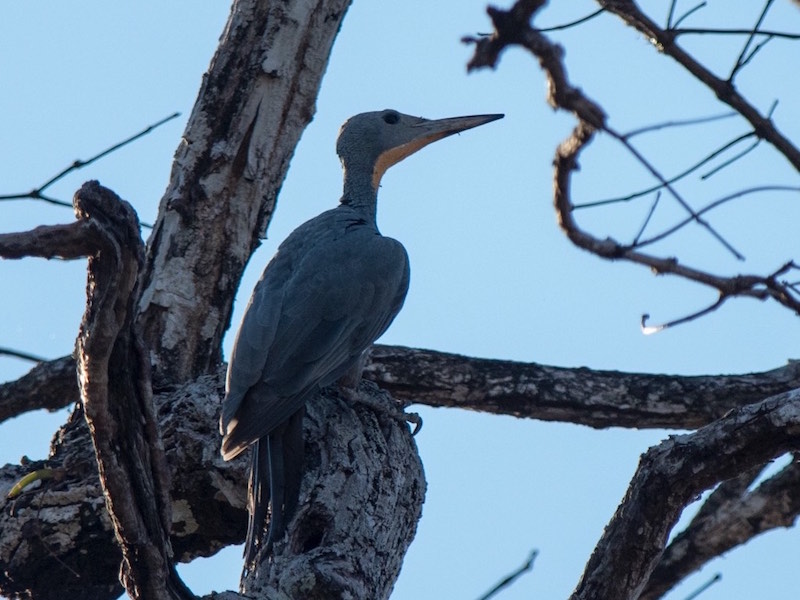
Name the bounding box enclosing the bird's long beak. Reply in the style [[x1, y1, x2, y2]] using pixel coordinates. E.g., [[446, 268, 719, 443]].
[[412, 113, 505, 145], [373, 113, 503, 188]]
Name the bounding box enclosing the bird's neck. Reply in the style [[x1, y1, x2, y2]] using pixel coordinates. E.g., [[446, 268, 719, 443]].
[[340, 167, 379, 222]]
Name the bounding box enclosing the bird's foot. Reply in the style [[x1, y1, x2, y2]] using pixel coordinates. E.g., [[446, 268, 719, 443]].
[[341, 385, 423, 435]]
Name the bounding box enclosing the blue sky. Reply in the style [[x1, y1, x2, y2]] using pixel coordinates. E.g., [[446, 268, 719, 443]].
[[2, 2, 799, 598]]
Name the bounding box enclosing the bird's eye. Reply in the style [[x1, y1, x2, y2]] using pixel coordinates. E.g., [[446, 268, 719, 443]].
[[383, 111, 400, 125]]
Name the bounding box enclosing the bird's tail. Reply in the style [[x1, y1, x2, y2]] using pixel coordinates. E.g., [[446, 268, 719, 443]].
[[243, 406, 306, 573]]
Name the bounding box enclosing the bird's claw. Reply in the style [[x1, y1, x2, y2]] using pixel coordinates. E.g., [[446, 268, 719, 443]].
[[405, 412, 423, 436], [343, 387, 422, 435]]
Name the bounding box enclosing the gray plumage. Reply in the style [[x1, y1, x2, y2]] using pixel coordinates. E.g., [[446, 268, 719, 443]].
[[220, 109, 503, 569]]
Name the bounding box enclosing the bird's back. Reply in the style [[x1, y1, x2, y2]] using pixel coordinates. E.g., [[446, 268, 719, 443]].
[[220, 205, 409, 458]]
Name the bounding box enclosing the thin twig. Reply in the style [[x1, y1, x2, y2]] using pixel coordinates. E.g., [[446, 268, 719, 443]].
[[624, 111, 736, 139], [633, 185, 800, 250], [683, 573, 722, 600], [475, 549, 538, 600], [673, 27, 800, 40], [738, 34, 774, 71], [0, 112, 179, 228], [673, 2, 707, 29], [537, 8, 605, 33], [700, 138, 761, 180], [641, 295, 727, 335], [575, 131, 756, 209], [729, 0, 775, 80], [605, 125, 745, 260], [0, 346, 48, 364], [632, 191, 661, 246], [666, 0, 678, 29]]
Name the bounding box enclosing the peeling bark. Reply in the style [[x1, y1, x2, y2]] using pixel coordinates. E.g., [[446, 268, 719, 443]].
[[136, 0, 352, 385], [365, 346, 800, 429], [3, 0, 800, 598]]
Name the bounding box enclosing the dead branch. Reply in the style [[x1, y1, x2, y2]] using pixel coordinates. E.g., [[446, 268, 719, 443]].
[[0, 181, 192, 599], [465, 0, 800, 329], [240, 383, 425, 598], [601, 0, 800, 170], [365, 345, 800, 429], [6, 356, 799, 600], [0, 355, 76, 421], [0, 374, 422, 600], [1, 370, 240, 600], [476, 549, 538, 600], [72, 182, 193, 599], [640, 455, 800, 600], [135, 0, 353, 386], [6, 346, 800, 429], [571, 388, 800, 600]]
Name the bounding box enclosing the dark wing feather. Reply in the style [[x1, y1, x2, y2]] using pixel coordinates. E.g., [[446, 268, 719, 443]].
[[221, 207, 409, 458]]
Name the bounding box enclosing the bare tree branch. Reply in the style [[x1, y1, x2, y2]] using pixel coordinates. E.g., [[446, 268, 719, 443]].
[[682, 573, 722, 600], [365, 345, 800, 429], [464, 0, 800, 329], [461, 4, 800, 596], [571, 388, 800, 600], [69, 182, 193, 599], [476, 549, 538, 600], [600, 0, 800, 171], [1, 375, 423, 600], [240, 383, 424, 598], [5, 345, 800, 429], [0, 355, 77, 422], [641, 455, 800, 600], [135, 0, 353, 386], [1, 182, 192, 599], [0, 220, 102, 259], [0, 347, 48, 363], [1, 371, 238, 600], [4, 346, 799, 599]]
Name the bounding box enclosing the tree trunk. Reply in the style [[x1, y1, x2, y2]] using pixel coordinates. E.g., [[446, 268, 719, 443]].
[[136, 0, 352, 385]]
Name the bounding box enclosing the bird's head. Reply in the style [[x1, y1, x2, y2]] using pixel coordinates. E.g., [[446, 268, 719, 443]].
[[337, 109, 503, 193]]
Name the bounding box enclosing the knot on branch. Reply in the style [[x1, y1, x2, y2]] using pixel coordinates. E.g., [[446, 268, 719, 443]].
[[73, 180, 143, 265], [464, 1, 548, 71]]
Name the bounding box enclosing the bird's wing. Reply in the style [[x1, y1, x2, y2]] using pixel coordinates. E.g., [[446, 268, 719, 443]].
[[220, 260, 287, 436], [222, 223, 409, 455], [268, 230, 409, 390], [221, 210, 336, 438]]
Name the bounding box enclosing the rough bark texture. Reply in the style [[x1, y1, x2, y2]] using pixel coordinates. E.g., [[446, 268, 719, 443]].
[[71, 182, 185, 600], [640, 455, 800, 600], [242, 382, 425, 599], [0, 355, 76, 422], [136, 0, 352, 386], [1, 404, 119, 600], [3, 1, 800, 598], [4, 350, 800, 599], [0, 182, 188, 599], [365, 346, 800, 428], [461, 2, 800, 597], [0, 370, 242, 600], [0, 376, 422, 600], [6, 347, 800, 430], [571, 389, 800, 600]]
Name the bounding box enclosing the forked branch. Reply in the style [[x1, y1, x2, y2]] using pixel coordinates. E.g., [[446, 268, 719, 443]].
[[0, 181, 193, 600], [465, 0, 800, 328]]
